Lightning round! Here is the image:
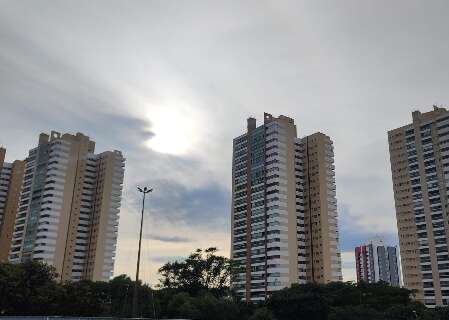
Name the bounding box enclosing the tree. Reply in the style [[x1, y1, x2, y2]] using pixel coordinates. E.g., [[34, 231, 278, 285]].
[[108, 274, 134, 317], [267, 284, 329, 320], [329, 306, 383, 320], [1, 256, 442, 320], [430, 307, 449, 320], [0, 261, 60, 315], [249, 307, 274, 320], [106, 275, 157, 318], [266, 282, 423, 320], [59, 280, 110, 316], [166, 292, 200, 319], [158, 247, 241, 297]]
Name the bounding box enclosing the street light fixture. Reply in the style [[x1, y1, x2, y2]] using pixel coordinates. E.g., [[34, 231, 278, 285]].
[[132, 186, 153, 318]]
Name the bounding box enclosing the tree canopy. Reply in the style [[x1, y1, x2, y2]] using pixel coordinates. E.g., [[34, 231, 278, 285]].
[[1, 249, 449, 319], [158, 247, 241, 297]]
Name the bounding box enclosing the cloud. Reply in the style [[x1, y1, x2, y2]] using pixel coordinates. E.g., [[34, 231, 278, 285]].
[[150, 256, 186, 264], [1, 0, 449, 287], [339, 203, 399, 251], [341, 251, 357, 282], [126, 179, 230, 230], [146, 235, 191, 243]]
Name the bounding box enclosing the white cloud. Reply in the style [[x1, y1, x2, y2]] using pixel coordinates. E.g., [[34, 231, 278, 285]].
[[341, 251, 357, 282]]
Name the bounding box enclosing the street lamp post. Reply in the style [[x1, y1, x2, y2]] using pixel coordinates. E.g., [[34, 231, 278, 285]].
[[132, 186, 153, 318]]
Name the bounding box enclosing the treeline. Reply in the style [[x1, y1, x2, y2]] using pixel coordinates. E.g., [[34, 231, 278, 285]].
[[1, 248, 449, 319]]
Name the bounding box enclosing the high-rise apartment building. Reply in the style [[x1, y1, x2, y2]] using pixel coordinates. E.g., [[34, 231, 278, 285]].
[[0, 148, 25, 262], [302, 133, 342, 283], [389, 106, 449, 307], [231, 113, 342, 302], [355, 238, 400, 287], [7, 131, 125, 282]]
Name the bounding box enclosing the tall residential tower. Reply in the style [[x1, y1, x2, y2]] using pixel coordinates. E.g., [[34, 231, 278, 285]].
[[389, 106, 449, 306], [7, 131, 125, 282], [0, 148, 25, 262], [231, 113, 342, 301]]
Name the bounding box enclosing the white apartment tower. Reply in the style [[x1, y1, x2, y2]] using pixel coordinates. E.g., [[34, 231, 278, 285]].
[[231, 113, 342, 302], [8, 131, 125, 282]]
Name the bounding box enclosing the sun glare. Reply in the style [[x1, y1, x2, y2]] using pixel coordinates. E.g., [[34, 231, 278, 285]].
[[144, 102, 199, 155]]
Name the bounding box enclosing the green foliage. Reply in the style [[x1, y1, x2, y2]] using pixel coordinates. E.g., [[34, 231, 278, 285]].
[[266, 282, 431, 320], [268, 284, 330, 320], [158, 247, 241, 297], [0, 261, 61, 315], [249, 307, 274, 320], [60, 280, 108, 316], [3, 251, 449, 320], [107, 274, 134, 317], [0, 261, 156, 317], [166, 292, 199, 318], [329, 306, 383, 320]]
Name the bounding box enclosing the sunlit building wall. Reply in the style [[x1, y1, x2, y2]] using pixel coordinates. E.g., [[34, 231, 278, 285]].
[[231, 113, 342, 302], [389, 106, 449, 307], [8, 131, 125, 282]]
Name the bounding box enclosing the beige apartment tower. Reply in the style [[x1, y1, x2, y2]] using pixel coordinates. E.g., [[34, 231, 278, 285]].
[[231, 113, 342, 302], [389, 106, 449, 307], [0, 148, 25, 262], [302, 133, 342, 283], [7, 132, 125, 282]]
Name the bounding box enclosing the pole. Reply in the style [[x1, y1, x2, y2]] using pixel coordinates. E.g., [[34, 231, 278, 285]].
[[132, 187, 151, 318]]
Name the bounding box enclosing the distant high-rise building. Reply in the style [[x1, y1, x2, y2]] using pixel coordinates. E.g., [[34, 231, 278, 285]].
[[389, 106, 449, 307], [355, 238, 400, 287], [230, 113, 342, 302], [0, 148, 25, 262], [7, 131, 125, 282]]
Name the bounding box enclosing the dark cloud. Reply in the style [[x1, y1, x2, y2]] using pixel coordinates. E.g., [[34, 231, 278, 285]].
[[146, 234, 191, 243], [128, 179, 230, 231], [339, 203, 398, 252]]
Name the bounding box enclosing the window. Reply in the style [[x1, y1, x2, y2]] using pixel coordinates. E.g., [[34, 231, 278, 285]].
[[434, 230, 446, 237], [439, 263, 449, 270], [421, 264, 432, 271], [433, 221, 444, 228], [417, 232, 428, 239], [436, 246, 448, 253], [424, 291, 435, 297]]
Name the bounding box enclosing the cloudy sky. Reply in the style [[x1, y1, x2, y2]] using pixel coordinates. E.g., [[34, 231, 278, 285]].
[[1, 0, 449, 284]]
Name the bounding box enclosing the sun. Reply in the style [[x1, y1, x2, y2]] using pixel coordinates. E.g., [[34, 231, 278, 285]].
[[144, 102, 199, 155]]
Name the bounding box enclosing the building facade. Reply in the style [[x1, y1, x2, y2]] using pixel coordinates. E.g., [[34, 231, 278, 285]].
[[301, 133, 342, 283], [355, 238, 400, 287], [231, 113, 342, 302], [7, 131, 125, 282], [0, 148, 25, 262], [389, 106, 449, 306]]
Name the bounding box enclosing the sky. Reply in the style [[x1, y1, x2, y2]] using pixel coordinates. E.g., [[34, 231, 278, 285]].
[[1, 0, 449, 284]]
